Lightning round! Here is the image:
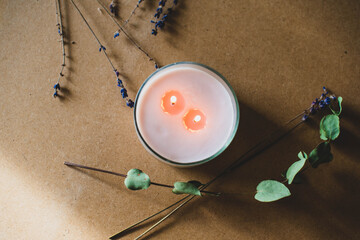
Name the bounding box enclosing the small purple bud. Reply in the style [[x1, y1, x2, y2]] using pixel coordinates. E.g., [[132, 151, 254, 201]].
[[53, 83, 61, 90], [309, 107, 316, 114], [117, 79, 123, 87], [121, 88, 128, 98], [325, 97, 331, 104], [302, 114, 309, 121], [126, 99, 134, 108]]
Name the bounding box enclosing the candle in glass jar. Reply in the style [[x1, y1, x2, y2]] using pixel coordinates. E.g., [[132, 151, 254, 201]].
[[134, 62, 239, 167]]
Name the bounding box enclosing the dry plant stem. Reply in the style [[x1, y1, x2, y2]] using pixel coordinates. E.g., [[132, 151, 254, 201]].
[[133, 109, 309, 239], [109, 195, 191, 239], [70, 0, 116, 71], [123, 0, 143, 26], [63, 162, 219, 195], [55, 0, 65, 84], [70, 0, 134, 105], [134, 194, 198, 240], [95, 0, 159, 67], [64, 161, 126, 177]]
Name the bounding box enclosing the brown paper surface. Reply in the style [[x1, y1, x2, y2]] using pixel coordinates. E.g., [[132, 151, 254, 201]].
[[1, 0, 359, 239]]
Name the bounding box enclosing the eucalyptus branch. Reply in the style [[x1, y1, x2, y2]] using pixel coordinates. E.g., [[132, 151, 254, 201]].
[[69, 0, 134, 107], [96, 0, 160, 69], [53, 0, 65, 98], [63, 162, 220, 196]]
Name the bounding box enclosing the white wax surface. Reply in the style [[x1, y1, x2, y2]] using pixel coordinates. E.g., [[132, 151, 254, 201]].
[[135, 64, 238, 164]]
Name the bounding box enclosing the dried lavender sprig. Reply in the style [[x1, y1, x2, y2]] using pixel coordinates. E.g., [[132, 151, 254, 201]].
[[133, 88, 338, 239], [302, 86, 337, 121], [69, 0, 134, 107], [109, 0, 116, 15], [151, 0, 178, 36], [53, 0, 65, 98], [150, 0, 167, 36], [123, 0, 145, 26], [96, 0, 160, 69]]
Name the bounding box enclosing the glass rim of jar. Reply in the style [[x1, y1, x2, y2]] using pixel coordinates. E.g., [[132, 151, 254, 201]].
[[134, 61, 240, 167]]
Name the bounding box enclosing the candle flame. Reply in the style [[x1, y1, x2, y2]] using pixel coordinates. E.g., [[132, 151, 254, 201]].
[[170, 96, 177, 105], [194, 115, 201, 123]]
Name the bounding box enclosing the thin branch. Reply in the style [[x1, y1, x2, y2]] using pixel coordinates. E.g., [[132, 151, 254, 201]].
[[64, 161, 127, 177], [70, 0, 111, 68], [123, 0, 144, 26], [95, 0, 159, 68], [53, 0, 66, 97], [135, 193, 198, 240], [69, 0, 134, 107], [109, 195, 190, 239], [64, 162, 220, 196]]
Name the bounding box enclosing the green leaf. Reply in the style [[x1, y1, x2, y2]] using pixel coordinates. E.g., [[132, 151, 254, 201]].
[[172, 181, 201, 196], [330, 96, 343, 116], [286, 151, 307, 184], [255, 180, 291, 202], [298, 151, 308, 160], [320, 114, 340, 141], [124, 169, 151, 190], [281, 172, 302, 184], [187, 180, 203, 188], [308, 142, 333, 168]]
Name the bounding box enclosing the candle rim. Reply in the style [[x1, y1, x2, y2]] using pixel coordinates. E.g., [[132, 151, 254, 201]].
[[133, 61, 240, 167]]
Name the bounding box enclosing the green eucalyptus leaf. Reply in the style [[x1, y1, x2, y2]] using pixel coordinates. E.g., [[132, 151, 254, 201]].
[[281, 171, 303, 184], [330, 96, 343, 116], [309, 142, 333, 168], [187, 180, 203, 188], [320, 114, 340, 141], [297, 151, 308, 160], [172, 181, 201, 196], [255, 180, 291, 202], [124, 169, 151, 190], [286, 151, 307, 184]]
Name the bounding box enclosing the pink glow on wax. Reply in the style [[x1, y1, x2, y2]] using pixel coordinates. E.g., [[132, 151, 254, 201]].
[[161, 90, 185, 115], [183, 109, 206, 131]]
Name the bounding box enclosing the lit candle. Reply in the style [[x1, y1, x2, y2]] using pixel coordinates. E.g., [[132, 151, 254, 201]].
[[183, 109, 206, 132], [161, 90, 185, 115], [134, 62, 239, 166]]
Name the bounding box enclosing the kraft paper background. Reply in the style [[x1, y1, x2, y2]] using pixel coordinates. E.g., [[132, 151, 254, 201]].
[[1, 0, 359, 239]]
